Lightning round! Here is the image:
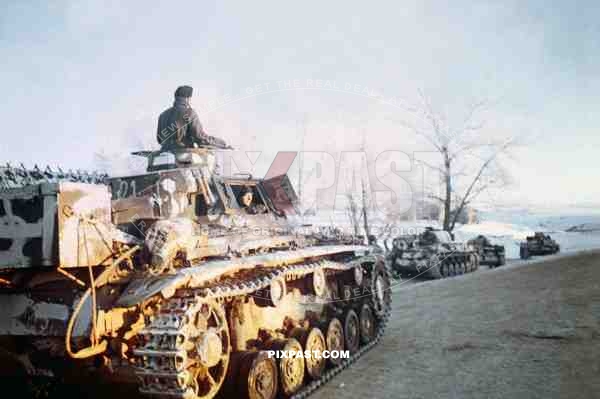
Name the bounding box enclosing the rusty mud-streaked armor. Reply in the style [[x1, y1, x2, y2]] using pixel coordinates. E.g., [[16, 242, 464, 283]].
[[0, 146, 391, 399]]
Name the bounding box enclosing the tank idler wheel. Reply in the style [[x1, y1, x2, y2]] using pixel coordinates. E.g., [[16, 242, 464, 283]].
[[359, 304, 376, 344], [325, 318, 344, 366], [312, 269, 327, 298], [370, 261, 391, 317], [267, 338, 305, 396], [344, 309, 360, 354], [235, 351, 278, 399], [180, 300, 230, 399]]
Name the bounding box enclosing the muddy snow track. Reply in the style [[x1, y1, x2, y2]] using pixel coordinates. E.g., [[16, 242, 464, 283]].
[[311, 249, 600, 399]]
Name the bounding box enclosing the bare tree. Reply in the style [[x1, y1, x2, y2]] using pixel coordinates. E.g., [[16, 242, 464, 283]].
[[345, 192, 361, 236], [360, 176, 370, 238], [359, 127, 373, 240], [411, 91, 514, 232]]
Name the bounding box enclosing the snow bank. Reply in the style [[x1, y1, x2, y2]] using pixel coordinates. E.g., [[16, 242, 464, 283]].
[[566, 223, 600, 233], [455, 221, 534, 240]]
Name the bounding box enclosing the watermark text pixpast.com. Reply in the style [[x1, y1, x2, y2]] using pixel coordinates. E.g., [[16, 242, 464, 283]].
[[266, 349, 350, 360]]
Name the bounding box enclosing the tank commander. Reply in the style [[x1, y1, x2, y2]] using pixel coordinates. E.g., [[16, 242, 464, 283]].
[[157, 85, 230, 150]]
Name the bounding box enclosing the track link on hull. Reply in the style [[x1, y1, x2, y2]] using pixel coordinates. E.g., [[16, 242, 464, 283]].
[[132, 258, 392, 399]]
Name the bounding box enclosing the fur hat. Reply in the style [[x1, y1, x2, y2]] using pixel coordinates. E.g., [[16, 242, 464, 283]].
[[174, 85, 193, 98]]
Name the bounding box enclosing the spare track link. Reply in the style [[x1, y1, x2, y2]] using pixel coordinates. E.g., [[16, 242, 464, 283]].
[[133, 259, 393, 399], [0, 164, 108, 190]]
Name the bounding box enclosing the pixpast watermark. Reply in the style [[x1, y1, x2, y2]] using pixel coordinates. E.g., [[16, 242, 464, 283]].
[[266, 349, 350, 360]]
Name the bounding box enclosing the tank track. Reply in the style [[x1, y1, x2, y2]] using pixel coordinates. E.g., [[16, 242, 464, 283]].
[[132, 258, 392, 399], [390, 250, 479, 279], [429, 251, 479, 279]]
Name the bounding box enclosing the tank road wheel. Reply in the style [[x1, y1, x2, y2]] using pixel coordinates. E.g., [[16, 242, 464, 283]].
[[458, 261, 465, 275], [236, 351, 278, 399], [344, 309, 360, 354], [312, 269, 327, 298], [289, 327, 327, 379], [449, 262, 457, 276], [497, 254, 506, 267], [440, 262, 450, 278], [371, 261, 391, 318], [304, 328, 327, 379], [472, 254, 480, 270], [428, 254, 443, 279], [359, 304, 376, 344], [182, 300, 230, 399], [325, 318, 344, 366], [467, 254, 475, 273], [268, 339, 305, 396]]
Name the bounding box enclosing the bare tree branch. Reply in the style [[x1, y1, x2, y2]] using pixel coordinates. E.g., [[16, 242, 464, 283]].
[[449, 139, 513, 230], [408, 89, 516, 232]]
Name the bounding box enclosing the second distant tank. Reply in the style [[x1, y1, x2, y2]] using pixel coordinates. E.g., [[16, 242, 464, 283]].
[[467, 235, 506, 267]]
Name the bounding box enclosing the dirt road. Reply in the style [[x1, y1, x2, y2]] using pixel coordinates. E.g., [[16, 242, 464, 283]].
[[313, 250, 600, 399]]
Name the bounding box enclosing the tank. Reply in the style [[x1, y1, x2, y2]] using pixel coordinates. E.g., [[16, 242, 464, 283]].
[[0, 147, 392, 399], [519, 232, 560, 259], [467, 235, 506, 267], [386, 227, 479, 279]]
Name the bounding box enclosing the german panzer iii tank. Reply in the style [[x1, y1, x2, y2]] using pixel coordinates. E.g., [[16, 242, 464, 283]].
[[0, 146, 391, 399], [519, 232, 560, 259], [386, 227, 479, 279], [467, 235, 506, 268]]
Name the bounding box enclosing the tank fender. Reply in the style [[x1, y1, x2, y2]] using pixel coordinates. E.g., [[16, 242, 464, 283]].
[[117, 244, 370, 307]]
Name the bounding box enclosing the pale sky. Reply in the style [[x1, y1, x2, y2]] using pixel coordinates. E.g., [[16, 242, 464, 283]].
[[1, 0, 599, 209]]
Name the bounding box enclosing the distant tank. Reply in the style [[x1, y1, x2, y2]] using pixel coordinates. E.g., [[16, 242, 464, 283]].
[[519, 232, 560, 259], [386, 227, 479, 279], [467, 235, 506, 267], [0, 146, 391, 399]]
